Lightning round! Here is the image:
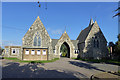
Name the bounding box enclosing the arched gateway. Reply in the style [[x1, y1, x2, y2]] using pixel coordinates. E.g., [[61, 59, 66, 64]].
[[53, 31, 78, 58], [60, 42, 70, 58]]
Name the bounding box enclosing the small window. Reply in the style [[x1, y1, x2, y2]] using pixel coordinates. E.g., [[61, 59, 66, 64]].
[[6, 49, 9, 53], [53, 50, 56, 54], [75, 50, 76, 54], [95, 36, 97, 39], [12, 49, 15, 54], [16, 49, 19, 54], [97, 40, 99, 48], [43, 50, 46, 55], [75, 50, 78, 54], [25, 50, 29, 55], [37, 50, 41, 55], [76, 50, 77, 53], [31, 50, 35, 55]]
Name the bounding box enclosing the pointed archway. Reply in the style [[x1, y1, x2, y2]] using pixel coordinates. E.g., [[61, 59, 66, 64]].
[[54, 31, 75, 58], [60, 42, 70, 58]]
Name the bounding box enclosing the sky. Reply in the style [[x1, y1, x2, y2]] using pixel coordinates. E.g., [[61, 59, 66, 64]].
[[2, 2, 118, 47]]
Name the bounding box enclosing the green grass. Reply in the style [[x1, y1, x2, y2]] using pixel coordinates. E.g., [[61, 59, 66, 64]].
[[107, 60, 120, 65], [72, 57, 120, 65], [4, 57, 59, 63], [71, 58, 77, 59], [118, 70, 120, 74], [4, 57, 18, 60]]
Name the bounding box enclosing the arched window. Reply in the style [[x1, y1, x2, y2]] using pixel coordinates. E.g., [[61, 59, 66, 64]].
[[95, 36, 97, 39], [97, 40, 99, 48], [38, 37, 41, 46], [34, 36, 37, 46], [74, 50, 76, 53]]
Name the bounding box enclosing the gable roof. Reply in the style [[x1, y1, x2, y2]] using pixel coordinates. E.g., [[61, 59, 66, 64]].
[[52, 39, 59, 50], [51, 39, 79, 50], [77, 24, 93, 43], [77, 19, 94, 43], [71, 40, 79, 49], [59, 30, 69, 40], [77, 19, 107, 43], [23, 16, 51, 40], [93, 21, 107, 43]]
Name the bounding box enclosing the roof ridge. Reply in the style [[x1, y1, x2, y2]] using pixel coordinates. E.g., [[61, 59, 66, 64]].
[[52, 39, 59, 40]]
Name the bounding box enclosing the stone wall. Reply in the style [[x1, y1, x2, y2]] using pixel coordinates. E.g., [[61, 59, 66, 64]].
[[54, 31, 77, 58], [22, 16, 52, 48], [22, 16, 53, 60], [83, 21, 108, 59], [4, 46, 22, 59]]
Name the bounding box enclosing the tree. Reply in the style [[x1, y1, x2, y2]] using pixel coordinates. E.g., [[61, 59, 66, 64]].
[[0, 47, 2, 55], [117, 34, 120, 41], [108, 42, 115, 47], [112, 3, 120, 60], [114, 34, 120, 60], [60, 44, 68, 57]]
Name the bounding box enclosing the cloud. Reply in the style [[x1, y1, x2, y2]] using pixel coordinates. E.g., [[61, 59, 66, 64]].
[[51, 29, 63, 35], [47, 28, 63, 35], [1, 40, 21, 48]]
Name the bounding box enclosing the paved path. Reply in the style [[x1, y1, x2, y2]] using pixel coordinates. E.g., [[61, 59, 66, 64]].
[[1, 58, 119, 79]]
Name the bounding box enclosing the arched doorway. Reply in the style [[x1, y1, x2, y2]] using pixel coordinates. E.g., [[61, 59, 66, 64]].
[[60, 42, 70, 58]]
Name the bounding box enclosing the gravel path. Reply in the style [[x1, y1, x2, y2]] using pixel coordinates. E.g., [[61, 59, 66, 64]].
[[1, 58, 119, 79]]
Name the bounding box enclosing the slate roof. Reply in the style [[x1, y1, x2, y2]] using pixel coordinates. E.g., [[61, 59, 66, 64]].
[[77, 25, 92, 43], [77, 19, 94, 43], [52, 39, 59, 50], [71, 40, 79, 49], [51, 39, 79, 50], [77, 19, 107, 44]]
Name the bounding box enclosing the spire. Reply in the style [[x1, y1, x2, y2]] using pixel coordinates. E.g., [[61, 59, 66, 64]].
[[89, 18, 94, 26]]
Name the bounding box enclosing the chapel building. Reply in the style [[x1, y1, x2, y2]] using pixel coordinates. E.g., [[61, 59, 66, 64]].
[[4, 16, 108, 60]]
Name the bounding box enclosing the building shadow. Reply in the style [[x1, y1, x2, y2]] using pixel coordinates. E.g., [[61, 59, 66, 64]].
[[69, 61, 106, 72], [2, 61, 85, 79]]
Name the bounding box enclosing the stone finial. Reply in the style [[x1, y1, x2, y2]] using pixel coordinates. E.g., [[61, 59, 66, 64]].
[[94, 20, 97, 24], [37, 16, 40, 19], [89, 18, 94, 26], [64, 30, 67, 33]]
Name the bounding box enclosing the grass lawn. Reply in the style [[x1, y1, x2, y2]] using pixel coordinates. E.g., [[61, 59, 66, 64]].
[[4, 57, 59, 63], [72, 58, 120, 65], [118, 70, 120, 74]]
